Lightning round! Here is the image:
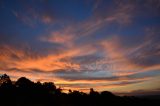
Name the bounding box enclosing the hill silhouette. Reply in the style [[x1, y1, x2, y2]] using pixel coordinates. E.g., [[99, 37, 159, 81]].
[[0, 74, 159, 106]]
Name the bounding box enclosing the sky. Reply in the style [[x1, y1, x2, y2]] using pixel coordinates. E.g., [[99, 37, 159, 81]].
[[0, 0, 160, 95]]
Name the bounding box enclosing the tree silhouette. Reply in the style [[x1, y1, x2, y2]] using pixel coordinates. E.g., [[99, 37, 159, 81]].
[[0, 74, 159, 106], [15, 77, 34, 88], [43, 82, 56, 92], [0, 74, 12, 84], [101, 91, 115, 97], [0, 74, 13, 90], [89, 88, 99, 96]]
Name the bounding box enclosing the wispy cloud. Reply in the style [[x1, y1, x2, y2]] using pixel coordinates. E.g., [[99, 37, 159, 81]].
[[12, 0, 56, 27]]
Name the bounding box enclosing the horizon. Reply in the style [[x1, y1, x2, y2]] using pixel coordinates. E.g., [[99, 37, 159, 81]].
[[0, 0, 160, 96], [1, 74, 160, 96]]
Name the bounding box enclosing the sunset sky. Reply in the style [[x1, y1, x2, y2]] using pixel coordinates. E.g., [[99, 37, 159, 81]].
[[0, 0, 160, 95]]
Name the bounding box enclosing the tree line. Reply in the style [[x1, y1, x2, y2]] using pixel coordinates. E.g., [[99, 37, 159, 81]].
[[0, 74, 159, 106]]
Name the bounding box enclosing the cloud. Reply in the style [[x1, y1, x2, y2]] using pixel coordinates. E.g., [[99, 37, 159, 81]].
[[41, 14, 54, 24], [92, 0, 135, 25], [12, 0, 56, 27], [30, 30, 160, 91], [38, 0, 139, 77], [53, 67, 155, 82], [123, 27, 160, 74], [56, 77, 150, 93], [115, 88, 160, 96], [40, 0, 136, 44], [40, 27, 76, 47], [1, 26, 160, 91], [0, 43, 88, 73]]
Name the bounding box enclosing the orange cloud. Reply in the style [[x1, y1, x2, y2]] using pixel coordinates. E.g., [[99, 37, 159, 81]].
[[40, 27, 76, 47], [99, 37, 140, 76], [41, 15, 54, 24]]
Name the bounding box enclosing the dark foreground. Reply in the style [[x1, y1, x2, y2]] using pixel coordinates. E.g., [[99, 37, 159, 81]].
[[0, 74, 159, 106]]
